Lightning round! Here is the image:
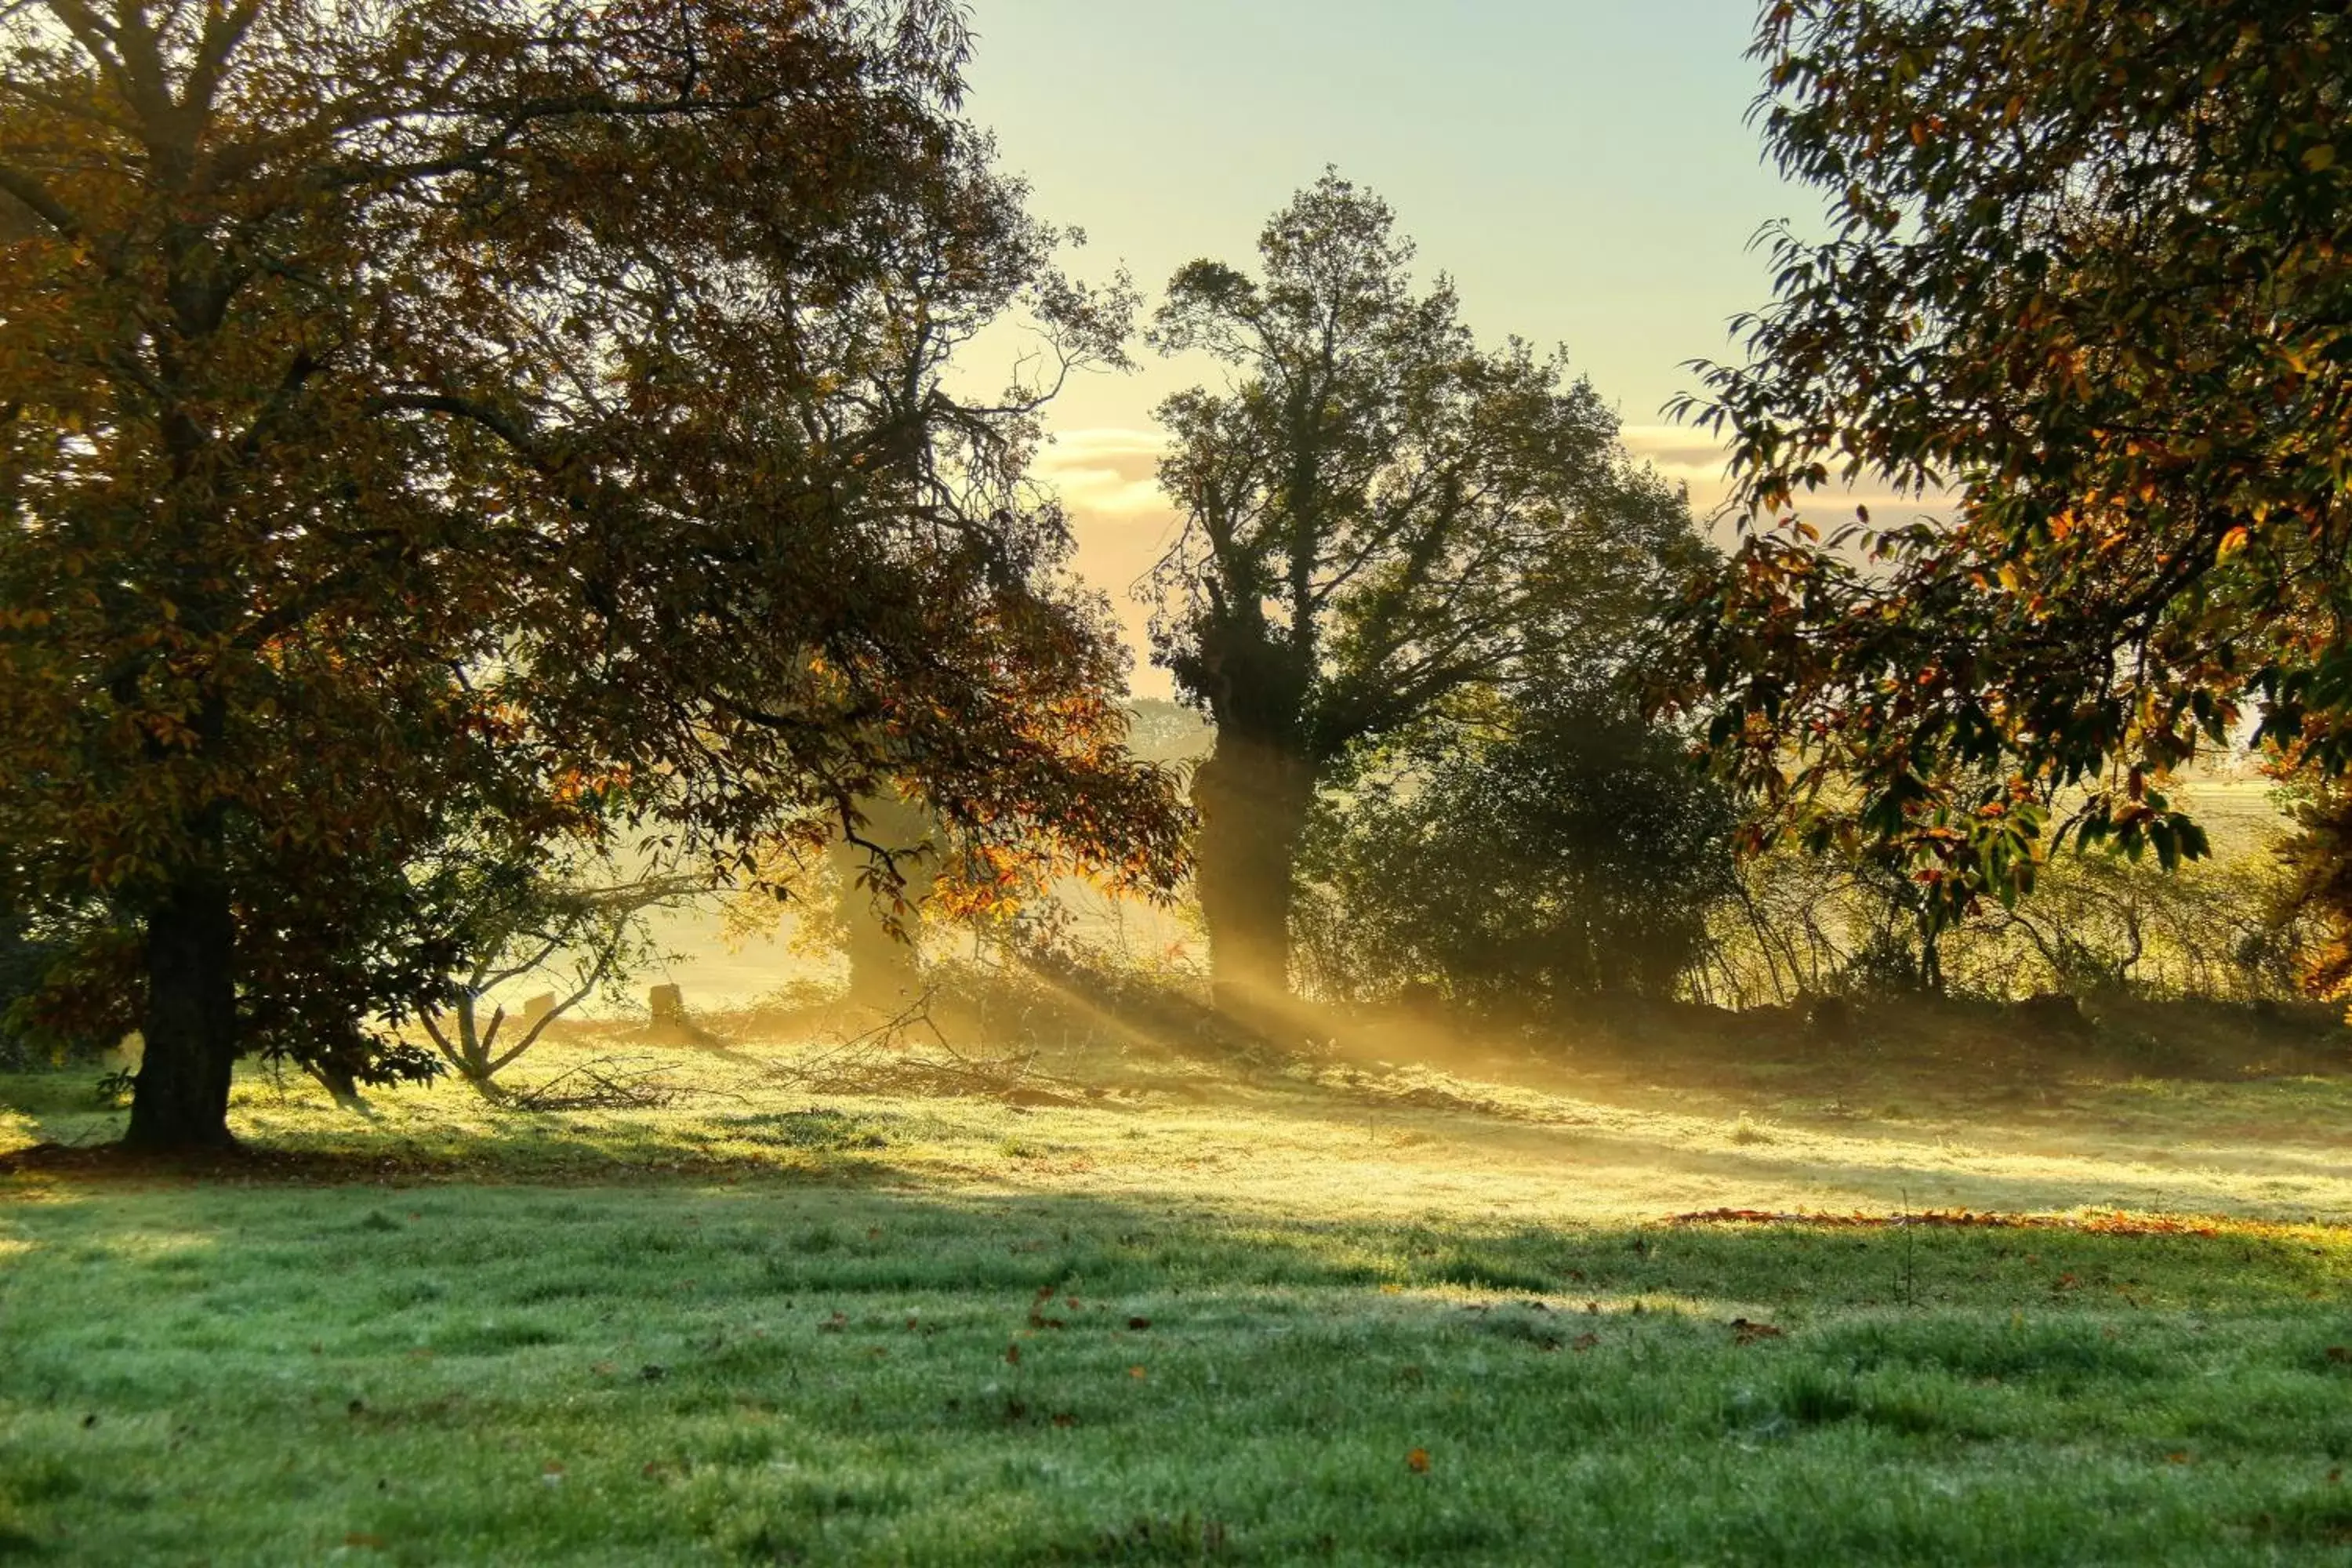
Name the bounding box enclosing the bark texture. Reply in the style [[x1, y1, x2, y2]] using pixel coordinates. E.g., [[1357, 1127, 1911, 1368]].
[[124, 873, 240, 1149]]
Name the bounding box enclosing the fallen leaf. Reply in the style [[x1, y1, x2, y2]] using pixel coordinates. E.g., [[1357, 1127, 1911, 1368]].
[[1406, 1447, 1431, 1474], [1127, 1365, 1147, 1380]]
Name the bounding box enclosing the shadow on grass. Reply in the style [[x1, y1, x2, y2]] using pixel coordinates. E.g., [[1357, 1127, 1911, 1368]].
[[0, 1174, 2343, 1321], [3, 1178, 2350, 1564]]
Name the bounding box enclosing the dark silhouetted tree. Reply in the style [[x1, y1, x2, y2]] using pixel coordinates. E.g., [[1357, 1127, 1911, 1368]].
[[0, 0, 1184, 1147], [1145, 173, 1704, 1013]]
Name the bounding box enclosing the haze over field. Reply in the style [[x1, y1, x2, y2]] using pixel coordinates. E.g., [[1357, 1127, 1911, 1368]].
[[9, 2, 2352, 1560]]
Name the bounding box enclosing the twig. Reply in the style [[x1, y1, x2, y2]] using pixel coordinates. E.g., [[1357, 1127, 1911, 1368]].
[[510, 1054, 684, 1112]]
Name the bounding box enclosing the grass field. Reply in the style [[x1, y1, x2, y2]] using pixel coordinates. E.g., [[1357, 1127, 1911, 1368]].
[[5, 1000, 2352, 1564]]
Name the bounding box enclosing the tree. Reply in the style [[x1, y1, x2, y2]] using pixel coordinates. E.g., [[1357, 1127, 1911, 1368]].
[[827, 789, 942, 1013], [1292, 687, 1739, 1019], [1671, 1, 2352, 917], [418, 858, 698, 1095], [1145, 173, 1707, 1012], [0, 0, 1185, 1148]]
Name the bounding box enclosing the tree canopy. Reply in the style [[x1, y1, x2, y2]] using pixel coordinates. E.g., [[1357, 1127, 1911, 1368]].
[[1672, 0, 2352, 919], [0, 0, 1183, 1145]]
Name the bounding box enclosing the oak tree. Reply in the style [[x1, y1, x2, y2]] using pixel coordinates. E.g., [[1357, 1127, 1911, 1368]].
[[1145, 175, 1706, 1011], [0, 0, 1183, 1147], [1673, 1, 2352, 916]]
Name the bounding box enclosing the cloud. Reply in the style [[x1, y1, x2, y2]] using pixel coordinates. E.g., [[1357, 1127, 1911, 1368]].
[[1036, 427, 1183, 699], [1033, 426, 1172, 518], [1621, 423, 1740, 518], [1620, 423, 1738, 477]]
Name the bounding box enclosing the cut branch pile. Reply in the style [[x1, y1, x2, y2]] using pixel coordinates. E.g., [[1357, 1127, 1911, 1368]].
[[509, 1055, 684, 1112], [760, 991, 1080, 1102]]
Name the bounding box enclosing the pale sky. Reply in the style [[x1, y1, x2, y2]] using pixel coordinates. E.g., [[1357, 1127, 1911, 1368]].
[[959, 1, 1813, 697]]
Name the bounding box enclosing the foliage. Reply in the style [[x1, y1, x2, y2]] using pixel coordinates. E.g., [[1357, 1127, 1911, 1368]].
[[0, 883, 133, 1069], [0, 0, 1184, 1142], [1145, 172, 1709, 1000], [1671, 0, 2352, 920], [1693, 797, 2309, 1009], [2265, 773, 2352, 1002], [0, 906, 68, 1070], [1294, 691, 1740, 1015]]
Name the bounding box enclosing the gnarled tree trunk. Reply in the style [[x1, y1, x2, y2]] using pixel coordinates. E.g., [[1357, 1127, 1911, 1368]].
[[1190, 733, 1316, 1022]]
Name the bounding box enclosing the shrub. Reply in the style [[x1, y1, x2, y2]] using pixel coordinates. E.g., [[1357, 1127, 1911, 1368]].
[[1293, 693, 1739, 1018]]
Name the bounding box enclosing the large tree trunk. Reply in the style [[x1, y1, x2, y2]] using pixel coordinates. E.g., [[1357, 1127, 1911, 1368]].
[[124, 872, 240, 1150], [839, 877, 924, 1013], [1191, 734, 1317, 1020], [833, 791, 937, 1014]]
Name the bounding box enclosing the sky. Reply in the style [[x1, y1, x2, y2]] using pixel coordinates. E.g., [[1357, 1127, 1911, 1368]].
[[956, 0, 1817, 697]]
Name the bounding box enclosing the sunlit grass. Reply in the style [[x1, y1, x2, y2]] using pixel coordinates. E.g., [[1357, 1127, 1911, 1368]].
[[13, 1018, 2352, 1224], [5, 1011, 2352, 1563]]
